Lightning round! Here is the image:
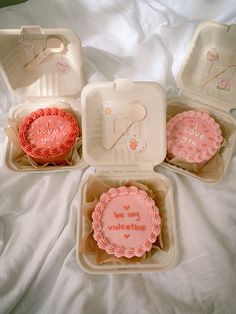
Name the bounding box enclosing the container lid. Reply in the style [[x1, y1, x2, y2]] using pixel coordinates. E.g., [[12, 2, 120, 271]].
[[177, 21, 236, 112], [81, 79, 166, 170], [0, 25, 84, 100]]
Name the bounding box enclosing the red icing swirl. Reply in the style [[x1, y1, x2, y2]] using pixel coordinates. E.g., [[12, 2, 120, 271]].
[[18, 107, 80, 164]]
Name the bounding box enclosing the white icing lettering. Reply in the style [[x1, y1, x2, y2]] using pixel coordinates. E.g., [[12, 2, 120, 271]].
[[181, 135, 188, 143], [181, 136, 198, 146], [41, 138, 47, 144], [179, 123, 206, 147], [40, 137, 55, 144], [37, 128, 59, 144], [189, 130, 194, 136], [182, 124, 205, 139], [37, 128, 59, 136]]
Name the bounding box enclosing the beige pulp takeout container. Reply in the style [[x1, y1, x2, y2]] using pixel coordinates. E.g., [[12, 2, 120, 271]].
[[161, 21, 236, 183], [0, 25, 86, 172], [76, 79, 179, 274]]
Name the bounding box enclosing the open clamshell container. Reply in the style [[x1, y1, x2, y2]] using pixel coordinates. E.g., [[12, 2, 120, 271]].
[[161, 21, 236, 183], [0, 25, 86, 172], [76, 79, 179, 274]]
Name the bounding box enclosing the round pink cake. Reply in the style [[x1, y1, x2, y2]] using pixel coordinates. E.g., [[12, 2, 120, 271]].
[[167, 111, 223, 163], [18, 107, 80, 164], [92, 186, 161, 258]]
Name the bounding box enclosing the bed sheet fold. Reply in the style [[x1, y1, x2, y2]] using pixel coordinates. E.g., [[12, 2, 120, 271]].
[[0, 1, 236, 313]]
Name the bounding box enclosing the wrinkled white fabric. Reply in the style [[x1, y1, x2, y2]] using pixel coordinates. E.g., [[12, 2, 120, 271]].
[[0, 1, 236, 314]]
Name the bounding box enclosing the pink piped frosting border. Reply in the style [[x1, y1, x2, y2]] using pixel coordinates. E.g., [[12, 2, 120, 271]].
[[18, 107, 80, 162], [166, 110, 223, 163], [92, 186, 161, 258]]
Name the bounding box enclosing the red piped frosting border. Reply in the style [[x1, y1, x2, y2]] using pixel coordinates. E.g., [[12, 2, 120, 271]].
[[166, 111, 223, 163], [92, 186, 161, 258], [18, 107, 80, 161]]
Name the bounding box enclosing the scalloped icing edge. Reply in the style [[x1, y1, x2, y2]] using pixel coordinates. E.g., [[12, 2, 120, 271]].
[[92, 186, 161, 258], [166, 110, 223, 163], [18, 107, 80, 160]]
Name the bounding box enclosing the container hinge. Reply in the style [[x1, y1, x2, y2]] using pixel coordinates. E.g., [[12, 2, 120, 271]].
[[21, 25, 44, 35], [227, 24, 236, 34], [114, 79, 133, 91], [95, 165, 154, 175]]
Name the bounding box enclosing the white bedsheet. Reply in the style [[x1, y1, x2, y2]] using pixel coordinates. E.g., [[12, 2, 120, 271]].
[[0, 1, 236, 313]]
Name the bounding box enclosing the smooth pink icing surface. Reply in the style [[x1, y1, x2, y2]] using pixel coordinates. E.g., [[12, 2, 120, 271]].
[[101, 195, 153, 248], [92, 186, 161, 258], [167, 111, 223, 163], [27, 115, 72, 149]]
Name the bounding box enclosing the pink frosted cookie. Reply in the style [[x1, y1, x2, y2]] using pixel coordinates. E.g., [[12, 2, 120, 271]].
[[166, 111, 223, 163], [18, 107, 80, 165], [92, 186, 161, 258]]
